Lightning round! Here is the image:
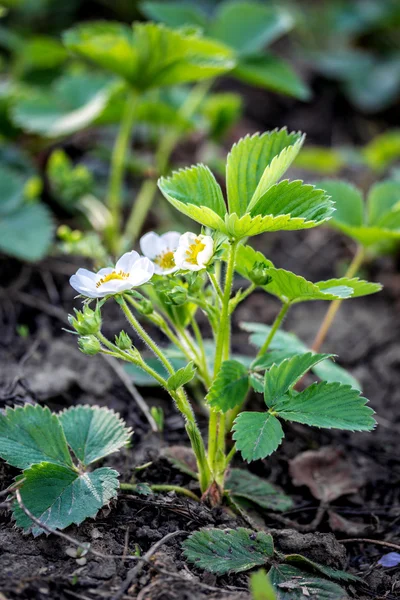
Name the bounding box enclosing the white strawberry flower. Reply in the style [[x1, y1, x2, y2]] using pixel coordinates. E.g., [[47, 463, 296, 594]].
[[174, 232, 214, 271], [70, 251, 154, 298], [139, 231, 181, 275]]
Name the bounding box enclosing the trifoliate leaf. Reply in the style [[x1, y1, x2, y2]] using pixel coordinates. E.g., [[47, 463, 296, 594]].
[[272, 382, 376, 431], [226, 129, 304, 216], [167, 361, 197, 391], [12, 73, 116, 138], [182, 527, 274, 574], [226, 469, 293, 512], [209, 1, 293, 56], [13, 463, 119, 536], [206, 360, 249, 412], [264, 353, 333, 406], [64, 21, 234, 90], [232, 412, 284, 462], [59, 406, 132, 466], [250, 568, 278, 600], [268, 565, 348, 600], [0, 405, 73, 470], [158, 163, 226, 230], [234, 54, 311, 100]]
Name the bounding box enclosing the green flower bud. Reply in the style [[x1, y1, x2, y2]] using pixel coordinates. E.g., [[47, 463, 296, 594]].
[[68, 304, 102, 335], [135, 298, 153, 315], [78, 335, 101, 355], [164, 285, 187, 306], [248, 261, 272, 286], [115, 331, 132, 350]]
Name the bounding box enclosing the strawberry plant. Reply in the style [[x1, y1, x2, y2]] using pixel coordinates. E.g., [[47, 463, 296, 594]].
[[67, 128, 379, 502]]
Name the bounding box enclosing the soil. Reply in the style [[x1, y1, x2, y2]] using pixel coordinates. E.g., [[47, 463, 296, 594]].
[[1, 88, 400, 599]]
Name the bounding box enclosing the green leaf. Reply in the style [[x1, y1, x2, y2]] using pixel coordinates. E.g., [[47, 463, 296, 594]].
[[0, 202, 53, 261], [64, 21, 234, 90], [182, 527, 274, 574], [272, 382, 376, 431], [167, 361, 197, 391], [269, 565, 348, 600], [312, 360, 361, 391], [367, 180, 400, 227], [0, 405, 72, 470], [315, 277, 382, 298], [206, 360, 249, 413], [226, 129, 304, 216], [12, 74, 116, 138], [141, 2, 207, 29], [47, 149, 94, 209], [293, 146, 343, 175], [363, 129, 400, 173], [13, 463, 119, 536], [264, 353, 333, 406], [233, 243, 274, 282], [316, 180, 364, 228], [250, 569, 278, 600], [232, 412, 284, 462], [59, 406, 132, 466], [284, 555, 360, 583], [201, 92, 242, 142], [235, 53, 311, 100], [226, 469, 293, 512], [158, 164, 226, 229], [210, 1, 293, 56], [264, 269, 354, 303]]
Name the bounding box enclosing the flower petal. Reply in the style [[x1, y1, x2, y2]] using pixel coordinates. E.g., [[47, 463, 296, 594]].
[[174, 246, 188, 268], [160, 231, 181, 251], [140, 232, 163, 259], [70, 274, 101, 298], [197, 236, 214, 267], [116, 251, 140, 274], [179, 231, 197, 248]]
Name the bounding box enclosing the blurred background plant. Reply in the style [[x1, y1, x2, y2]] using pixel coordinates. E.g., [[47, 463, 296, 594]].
[[0, 0, 399, 268]]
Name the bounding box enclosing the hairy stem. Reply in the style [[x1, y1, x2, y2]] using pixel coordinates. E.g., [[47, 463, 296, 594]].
[[312, 245, 365, 352], [120, 482, 200, 502]]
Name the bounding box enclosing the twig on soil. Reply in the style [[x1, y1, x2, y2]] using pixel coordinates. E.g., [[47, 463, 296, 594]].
[[340, 538, 400, 551], [111, 530, 186, 600], [102, 354, 159, 432]]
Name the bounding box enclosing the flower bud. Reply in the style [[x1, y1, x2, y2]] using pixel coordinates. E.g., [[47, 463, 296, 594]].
[[68, 304, 102, 335], [115, 331, 132, 350], [135, 298, 154, 315], [164, 285, 187, 306], [248, 261, 272, 286], [78, 335, 101, 355]]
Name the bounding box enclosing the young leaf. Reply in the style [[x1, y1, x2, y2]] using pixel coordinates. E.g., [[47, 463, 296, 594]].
[[59, 406, 132, 466], [167, 362, 197, 391], [206, 360, 249, 412], [210, 1, 293, 56], [272, 382, 376, 431], [268, 565, 348, 600], [158, 164, 226, 230], [232, 412, 284, 462], [226, 469, 293, 512], [264, 353, 333, 406], [250, 569, 278, 600], [13, 463, 119, 536], [64, 21, 234, 90], [226, 129, 304, 216], [0, 405, 73, 470], [182, 527, 274, 574]]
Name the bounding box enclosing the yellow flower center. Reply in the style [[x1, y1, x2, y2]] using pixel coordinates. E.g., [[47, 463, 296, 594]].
[[154, 250, 176, 270], [185, 239, 206, 265], [96, 270, 129, 288]]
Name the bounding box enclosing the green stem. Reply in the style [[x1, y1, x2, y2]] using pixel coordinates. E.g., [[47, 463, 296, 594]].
[[208, 240, 238, 484], [105, 91, 137, 255], [191, 316, 211, 387], [312, 245, 366, 352], [257, 302, 290, 358], [119, 296, 175, 376], [120, 482, 200, 502], [208, 271, 224, 303], [122, 179, 158, 250]]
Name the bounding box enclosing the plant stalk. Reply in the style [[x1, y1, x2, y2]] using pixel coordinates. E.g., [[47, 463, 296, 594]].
[[105, 92, 138, 255], [312, 245, 365, 352], [257, 302, 290, 358]]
